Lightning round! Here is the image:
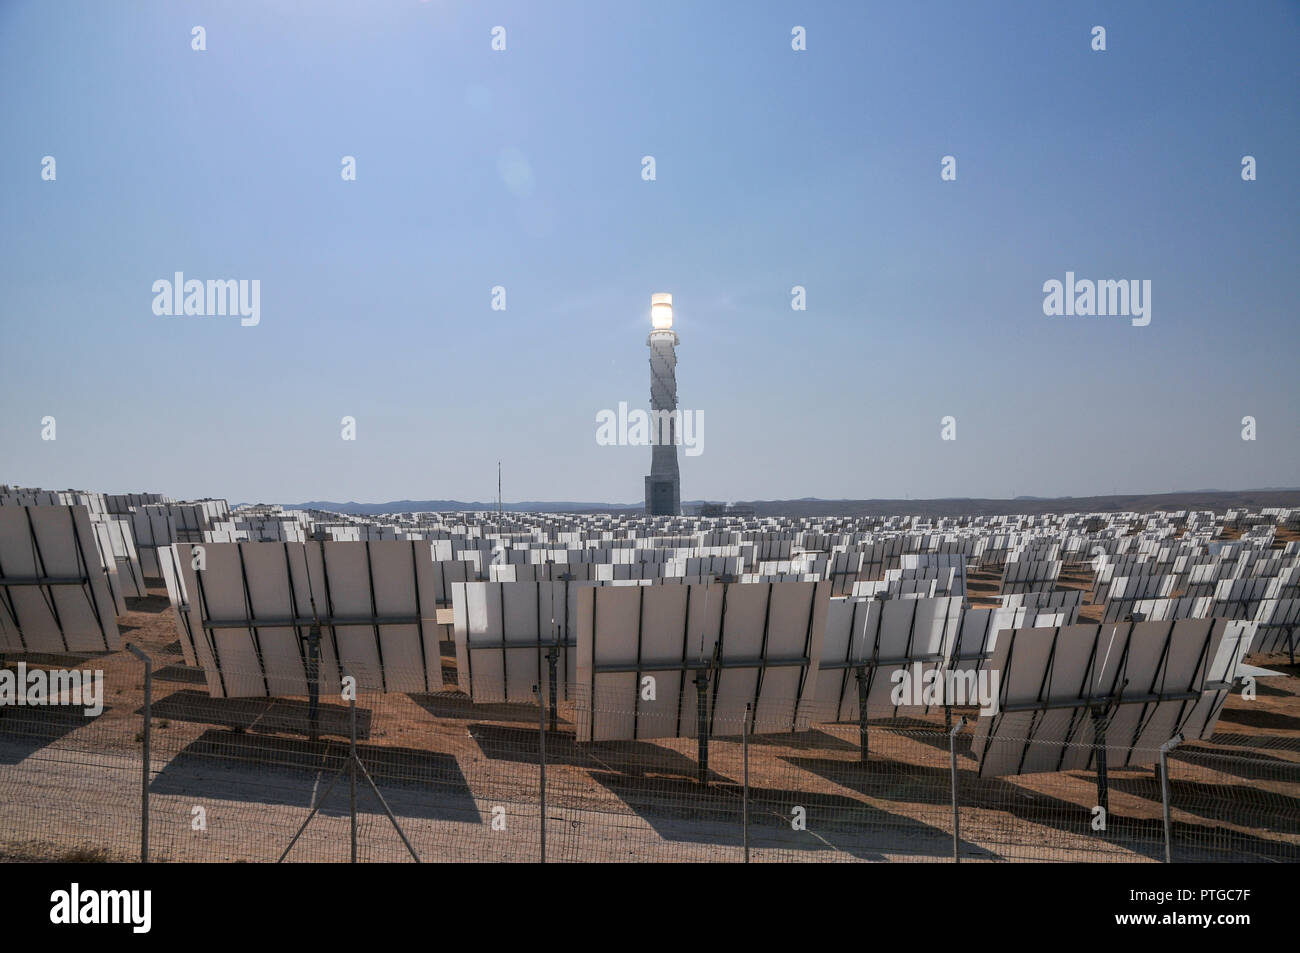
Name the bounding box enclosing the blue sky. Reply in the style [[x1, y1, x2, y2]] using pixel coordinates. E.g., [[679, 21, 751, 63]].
[[1, 0, 1296, 504]]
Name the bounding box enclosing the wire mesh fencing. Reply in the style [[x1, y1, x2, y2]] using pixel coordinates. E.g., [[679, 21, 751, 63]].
[[0, 655, 1296, 863]]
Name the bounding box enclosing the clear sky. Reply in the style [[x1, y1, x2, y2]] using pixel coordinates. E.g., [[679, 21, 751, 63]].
[[2, 0, 1296, 505]]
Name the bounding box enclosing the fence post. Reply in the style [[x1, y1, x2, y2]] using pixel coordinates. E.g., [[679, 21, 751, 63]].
[[743, 703, 751, 863], [535, 683, 546, 864], [1159, 733, 1182, 863], [949, 715, 966, 863], [125, 644, 151, 864], [347, 670, 357, 863]]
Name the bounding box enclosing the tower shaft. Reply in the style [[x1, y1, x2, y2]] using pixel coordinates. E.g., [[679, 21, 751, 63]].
[[644, 327, 681, 516]]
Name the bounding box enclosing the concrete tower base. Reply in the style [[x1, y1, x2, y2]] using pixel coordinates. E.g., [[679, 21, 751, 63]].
[[645, 475, 680, 517]]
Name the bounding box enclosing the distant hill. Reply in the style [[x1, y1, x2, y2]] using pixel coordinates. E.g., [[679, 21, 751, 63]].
[[722, 489, 1300, 518], [281, 489, 1300, 518], [289, 499, 640, 515]]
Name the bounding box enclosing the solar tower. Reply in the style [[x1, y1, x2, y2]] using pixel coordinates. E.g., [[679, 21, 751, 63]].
[[644, 293, 681, 515]]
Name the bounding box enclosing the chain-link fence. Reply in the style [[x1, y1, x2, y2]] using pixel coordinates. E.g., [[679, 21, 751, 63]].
[[1, 647, 1295, 863]]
